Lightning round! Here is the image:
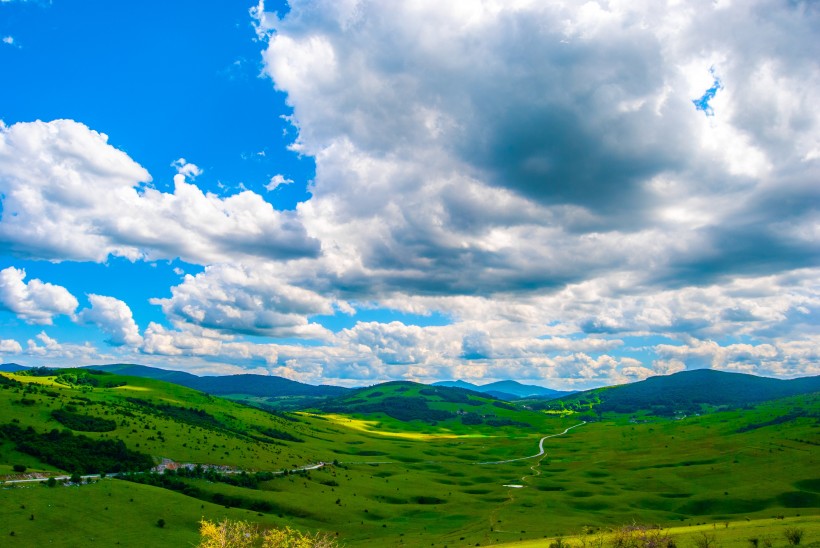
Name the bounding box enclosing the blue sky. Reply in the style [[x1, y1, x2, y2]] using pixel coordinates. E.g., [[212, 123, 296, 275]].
[[0, 0, 818, 388]]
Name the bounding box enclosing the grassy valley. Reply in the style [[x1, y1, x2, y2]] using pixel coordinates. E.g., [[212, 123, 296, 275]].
[[0, 368, 818, 547]]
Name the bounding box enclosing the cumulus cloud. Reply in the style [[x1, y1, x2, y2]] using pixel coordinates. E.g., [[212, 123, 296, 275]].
[[0, 338, 22, 353], [0, 119, 320, 264], [79, 294, 143, 346], [0, 266, 78, 324], [253, 0, 819, 295], [652, 338, 820, 378], [2, 2, 818, 385], [25, 331, 98, 361], [150, 263, 336, 339]]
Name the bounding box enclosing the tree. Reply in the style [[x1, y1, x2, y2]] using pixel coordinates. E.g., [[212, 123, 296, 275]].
[[46, 477, 57, 488], [12, 464, 26, 473], [156, 518, 166, 529]]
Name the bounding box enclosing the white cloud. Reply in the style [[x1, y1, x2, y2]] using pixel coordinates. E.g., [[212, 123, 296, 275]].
[[171, 157, 203, 180], [265, 174, 294, 191], [0, 119, 320, 264], [79, 294, 143, 346], [653, 338, 819, 378], [0, 339, 22, 353], [0, 266, 78, 324], [253, 0, 819, 297], [25, 331, 98, 361], [150, 263, 336, 339]]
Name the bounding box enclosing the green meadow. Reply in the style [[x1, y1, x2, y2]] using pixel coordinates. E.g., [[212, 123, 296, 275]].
[[1, 370, 817, 547]]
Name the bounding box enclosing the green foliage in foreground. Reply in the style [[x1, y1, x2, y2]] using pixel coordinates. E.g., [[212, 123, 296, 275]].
[[198, 518, 338, 547]]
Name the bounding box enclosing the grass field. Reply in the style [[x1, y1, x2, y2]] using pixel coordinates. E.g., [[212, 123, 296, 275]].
[[493, 516, 820, 548], [0, 371, 817, 547]]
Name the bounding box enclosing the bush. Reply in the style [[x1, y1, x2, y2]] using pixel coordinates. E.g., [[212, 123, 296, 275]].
[[692, 532, 716, 548], [51, 409, 117, 432], [611, 524, 674, 548], [198, 519, 338, 548], [12, 464, 26, 473], [784, 528, 804, 546]]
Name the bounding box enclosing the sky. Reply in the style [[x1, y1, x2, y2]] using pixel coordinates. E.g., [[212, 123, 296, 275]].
[[0, 0, 818, 389]]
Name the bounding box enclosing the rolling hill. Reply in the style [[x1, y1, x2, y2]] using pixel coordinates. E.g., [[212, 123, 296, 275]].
[[1, 366, 818, 547], [537, 368, 820, 416], [319, 381, 541, 430], [82, 363, 348, 399]]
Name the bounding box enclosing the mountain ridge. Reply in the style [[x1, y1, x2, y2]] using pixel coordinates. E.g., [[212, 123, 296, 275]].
[[538, 368, 820, 415], [433, 378, 573, 399]]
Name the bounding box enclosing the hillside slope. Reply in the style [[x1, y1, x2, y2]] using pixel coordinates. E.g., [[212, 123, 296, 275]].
[[540, 368, 820, 415], [83, 363, 348, 399]]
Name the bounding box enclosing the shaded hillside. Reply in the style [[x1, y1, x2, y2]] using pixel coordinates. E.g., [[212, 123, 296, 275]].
[[539, 369, 820, 416], [83, 363, 348, 399], [433, 379, 571, 400], [188, 374, 348, 398], [82, 363, 200, 385]]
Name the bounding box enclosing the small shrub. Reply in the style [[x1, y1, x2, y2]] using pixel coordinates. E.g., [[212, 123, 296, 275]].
[[749, 538, 759, 548], [611, 524, 672, 548], [551, 538, 568, 548], [157, 519, 165, 528], [692, 532, 716, 548], [784, 528, 804, 546], [198, 519, 339, 548], [12, 464, 27, 473]]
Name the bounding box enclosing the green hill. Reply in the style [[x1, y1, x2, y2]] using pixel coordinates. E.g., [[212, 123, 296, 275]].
[[319, 381, 536, 430], [82, 363, 349, 399], [1, 367, 818, 547], [536, 369, 820, 416]]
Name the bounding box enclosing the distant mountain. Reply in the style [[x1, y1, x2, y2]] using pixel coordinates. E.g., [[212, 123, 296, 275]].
[[433, 380, 481, 391], [187, 374, 348, 398], [544, 369, 820, 415], [82, 363, 200, 385], [433, 379, 571, 400], [0, 363, 29, 372], [82, 363, 348, 399]]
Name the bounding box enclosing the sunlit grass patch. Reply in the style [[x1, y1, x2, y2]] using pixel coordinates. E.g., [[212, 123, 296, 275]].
[[316, 413, 489, 440]]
